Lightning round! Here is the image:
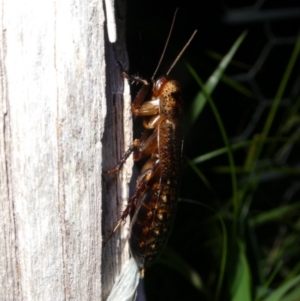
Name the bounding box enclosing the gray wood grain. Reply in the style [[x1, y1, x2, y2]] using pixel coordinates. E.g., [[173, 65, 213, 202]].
[[0, 0, 131, 299]]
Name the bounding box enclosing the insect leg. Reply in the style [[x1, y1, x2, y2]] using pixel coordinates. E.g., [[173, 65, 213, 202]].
[[119, 156, 159, 222], [133, 129, 159, 161], [117, 61, 150, 86], [104, 158, 158, 245], [103, 144, 135, 174], [104, 131, 159, 243], [104, 128, 157, 174]]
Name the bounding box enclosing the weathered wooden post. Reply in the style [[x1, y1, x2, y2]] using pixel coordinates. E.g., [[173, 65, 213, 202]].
[[0, 0, 131, 299]]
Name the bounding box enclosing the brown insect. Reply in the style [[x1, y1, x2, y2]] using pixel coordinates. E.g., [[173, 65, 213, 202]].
[[105, 9, 197, 277]]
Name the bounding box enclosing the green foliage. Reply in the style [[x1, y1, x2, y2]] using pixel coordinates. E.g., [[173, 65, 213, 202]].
[[152, 34, 300, 301]]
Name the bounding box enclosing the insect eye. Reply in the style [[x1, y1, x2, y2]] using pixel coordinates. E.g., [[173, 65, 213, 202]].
[[154, 77, 167, 91]]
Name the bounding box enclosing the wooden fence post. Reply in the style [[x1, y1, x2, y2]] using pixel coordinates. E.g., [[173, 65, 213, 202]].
[[0, 0, 131, 299]]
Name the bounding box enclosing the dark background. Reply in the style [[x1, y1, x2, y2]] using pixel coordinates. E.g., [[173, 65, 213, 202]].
[[123, 1, 300, 300]]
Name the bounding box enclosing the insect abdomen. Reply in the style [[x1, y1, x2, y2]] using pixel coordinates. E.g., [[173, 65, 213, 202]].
[[129, 179, 178, 270], [129, 95, 183, 270]]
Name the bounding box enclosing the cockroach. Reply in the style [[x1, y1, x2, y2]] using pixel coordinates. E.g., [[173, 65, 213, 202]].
[[105, 9, 197, 277]]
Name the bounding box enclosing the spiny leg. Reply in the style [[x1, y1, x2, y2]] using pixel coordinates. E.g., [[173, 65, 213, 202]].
[[103, 177, 149, 245], [103, 159, 158, 245], [117, 61, 150, 86], [104, 129, 158, 174], [103, 144, 135, 174]]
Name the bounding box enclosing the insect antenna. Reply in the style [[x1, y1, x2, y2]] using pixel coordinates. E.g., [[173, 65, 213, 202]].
[[166, 29, 197, 76], [151, 8, 178, 81]]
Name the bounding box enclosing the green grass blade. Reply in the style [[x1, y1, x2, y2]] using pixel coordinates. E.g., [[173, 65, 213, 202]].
[[159, 246, 204, 293], [230, 241, 252, 301], [254, 261, 284, 301], [250, 37, 300, 170], [214, 212, 228, 301], [280, 285, 300, 301], [192, 137, 298, 164], [185, 156, 212, 190], [188, 70, 241, 230], [192, 141, 251, 164], [262, 274, 300, 301], [250, 203, 300, 226], [185, 31, 248, 131], [187, 32, 248, 232], [221, 74, 253, 98]]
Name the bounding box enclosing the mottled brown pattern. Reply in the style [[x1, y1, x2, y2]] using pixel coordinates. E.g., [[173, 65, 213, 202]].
[[128, 77, 183, 271], [130, 180, 178, 269], [105, 25, 196, 278]]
